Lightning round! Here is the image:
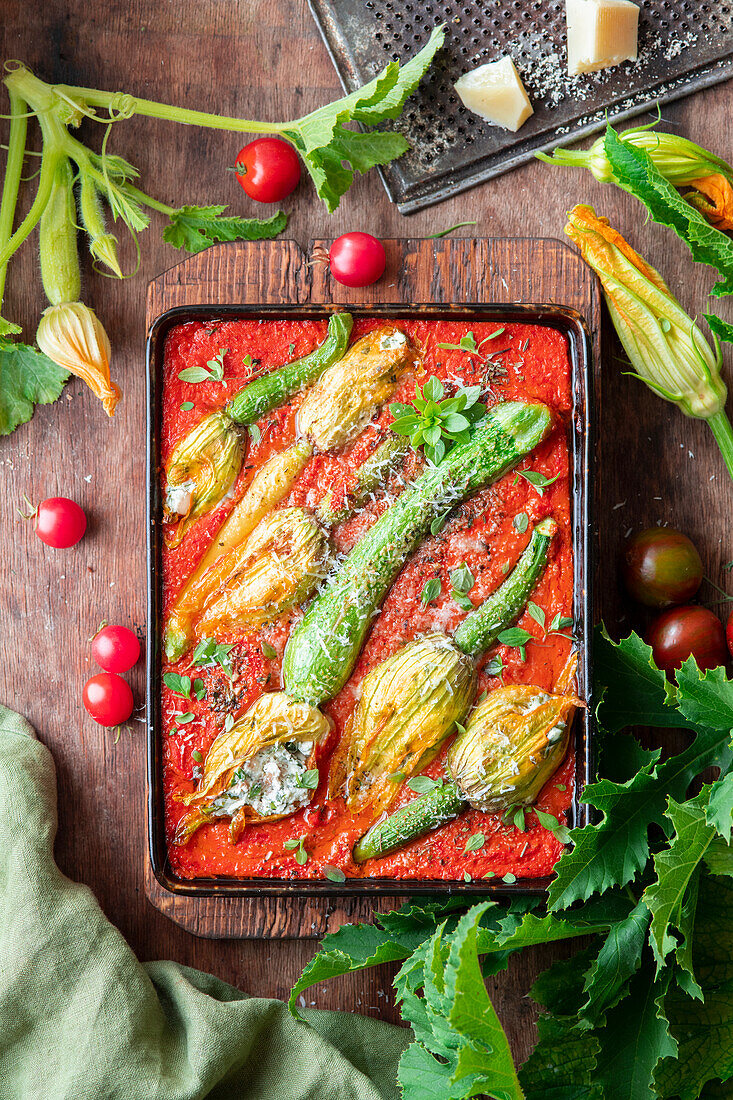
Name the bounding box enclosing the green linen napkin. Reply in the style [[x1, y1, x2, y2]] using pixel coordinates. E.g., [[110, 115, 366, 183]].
[[0, 705, 409, 1099]]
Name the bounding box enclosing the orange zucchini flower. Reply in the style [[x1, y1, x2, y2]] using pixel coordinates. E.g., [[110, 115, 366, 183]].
[[686, 174, 733, 233], [36, 302, 121, 416]]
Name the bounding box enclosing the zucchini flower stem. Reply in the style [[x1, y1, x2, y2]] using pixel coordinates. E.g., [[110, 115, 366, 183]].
[[54, 83, 284, 137], [708, 410, 733, 483], [0, 88, 28, 311]]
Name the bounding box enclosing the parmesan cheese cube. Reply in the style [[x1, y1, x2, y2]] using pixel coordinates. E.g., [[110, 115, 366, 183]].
[[566, 0, 640, 75], [454, 57, 533, 133]]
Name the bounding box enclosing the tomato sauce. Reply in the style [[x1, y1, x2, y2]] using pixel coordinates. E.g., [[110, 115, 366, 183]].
[[160, 316, 576, 882]]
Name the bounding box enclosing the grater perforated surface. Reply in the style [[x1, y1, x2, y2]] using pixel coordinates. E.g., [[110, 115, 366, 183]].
[[309, 0, 733, 212]]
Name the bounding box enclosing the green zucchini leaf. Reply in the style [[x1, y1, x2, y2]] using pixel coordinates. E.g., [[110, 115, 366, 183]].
[[643, 792, 715, 989], [519, 1015, 602, 1100], [397, 905, 524, 1100], [579, 898, 651, 1027], [286, 25, 444, 211], [673, 658, 733, 731], [162, 205, 287, 253], [0, 340, 69, 436], [604, 125, 733, 297], [595, 964, 677, 1100], [595, 628, 687, 734], [706, 312, 733, 346], [287, 920, 420, 1015], [704, 837, 733, 877], [706, 774, 733, 842], [0, 315, 21, 337], [654, 874, 733, 1099]]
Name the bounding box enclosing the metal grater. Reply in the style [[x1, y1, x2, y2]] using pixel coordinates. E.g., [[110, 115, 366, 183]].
[[309, 0, 733, 212]]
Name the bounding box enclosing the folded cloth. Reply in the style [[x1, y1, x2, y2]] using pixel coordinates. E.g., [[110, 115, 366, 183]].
[[0, 706, 409, 1100]]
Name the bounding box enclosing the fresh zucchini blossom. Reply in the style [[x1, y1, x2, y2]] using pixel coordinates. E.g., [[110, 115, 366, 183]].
[[566, 205, 727, 419], [539, 124, 733, 188], [164, 411, 243, 544], [36, 302, 121, 416]]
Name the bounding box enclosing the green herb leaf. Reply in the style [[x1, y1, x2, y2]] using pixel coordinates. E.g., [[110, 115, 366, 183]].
[[498, 627, 533, 648], [175, 711, 195, 724], [283, 838, 302, 851], [0, 341, 69, 436], [527, 601, 546, 630], [517, 470, 561, 496], [450, 562, 475, 595], [249, 424, 261, 445], [485, 655, 504, 677], [163, 672, 191, 698], [420, 577, 441, 605], [261, 640, 277, 659], [324, 866, 346, 883], [192, 678, 205, 701], [604, 124, 733, 298], [408, 776, 441, 795], [550, 612, 574, 632], [180, 401, 194, 411], [534, 807, 571, 845], [205, 348, 228, 381], [513, 512, 529, 533], [463, 832, 485, 854], [295, 846, 308, 865], [177, 365, 211, 383], [430, 508, 452, 536], [163, 205, 287, 254], [191, 749, 203, 763], [191, 637, 235, 677], [297, 769, 320, 790]]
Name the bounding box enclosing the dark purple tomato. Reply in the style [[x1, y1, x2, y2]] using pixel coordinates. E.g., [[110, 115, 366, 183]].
[[622, 528, 703, 608], [647, 605, 728, 674]]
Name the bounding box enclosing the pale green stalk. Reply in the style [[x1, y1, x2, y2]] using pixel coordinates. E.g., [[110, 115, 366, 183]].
[[0, 88, 27, 312]]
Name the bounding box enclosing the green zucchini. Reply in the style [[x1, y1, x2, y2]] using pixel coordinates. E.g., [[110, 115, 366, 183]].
[[452, 517, 557, 658], [353, 782, 464, 863], [314, 431, 410, 526], [283, 400, 553, 706], [226, 311, 353, 425]]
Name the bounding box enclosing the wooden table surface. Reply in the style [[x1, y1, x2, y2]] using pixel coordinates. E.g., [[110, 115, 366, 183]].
[[3, 0, 733, 1065]]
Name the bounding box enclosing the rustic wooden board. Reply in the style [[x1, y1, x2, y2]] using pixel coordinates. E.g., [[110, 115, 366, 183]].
[[145, 235, 601, 939]]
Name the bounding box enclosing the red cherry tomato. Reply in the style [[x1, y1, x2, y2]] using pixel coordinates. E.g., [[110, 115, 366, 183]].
[[329, 232, 386, 288], [34, 497, 87, 548], [234, 138, 301, 203], [83, 673, 134, 727], [646, 606, 728, 675], [727, 608, 733, 661], [622, 528, 703, 608], [91, 625, 141, 673]]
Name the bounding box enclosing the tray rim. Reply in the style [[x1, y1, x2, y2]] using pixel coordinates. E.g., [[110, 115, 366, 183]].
[[146, 300, 594, 900]]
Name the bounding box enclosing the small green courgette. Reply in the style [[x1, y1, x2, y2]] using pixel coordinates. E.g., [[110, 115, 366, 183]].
[[226, 311, 353, 425], [283, 401, 553, 706]]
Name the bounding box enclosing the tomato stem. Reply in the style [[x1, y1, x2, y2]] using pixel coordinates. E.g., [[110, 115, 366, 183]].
[[708, 409, 733, 484]]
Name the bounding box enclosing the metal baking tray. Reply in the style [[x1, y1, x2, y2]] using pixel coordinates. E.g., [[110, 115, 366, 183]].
[[146, 302, 594, 898], [309, 0, 733, 212]]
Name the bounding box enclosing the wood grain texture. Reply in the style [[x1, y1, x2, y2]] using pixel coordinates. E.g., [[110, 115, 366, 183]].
[[145, 235, 600, 939], [2, 0, 733, 1061]]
